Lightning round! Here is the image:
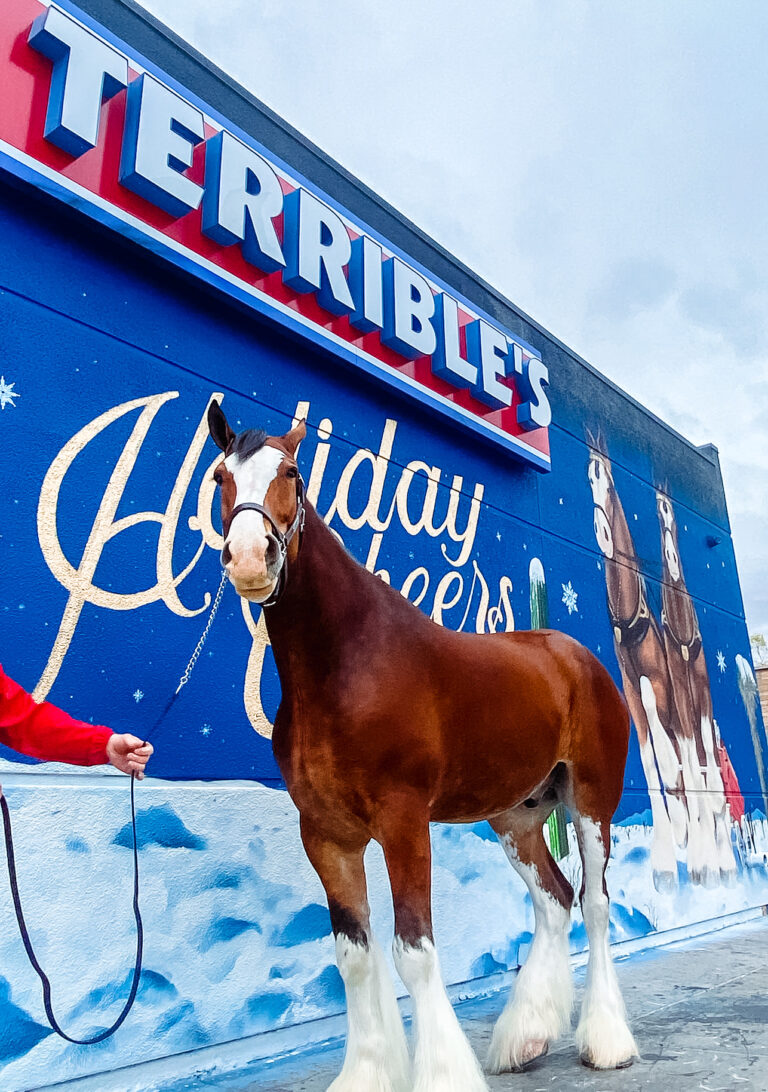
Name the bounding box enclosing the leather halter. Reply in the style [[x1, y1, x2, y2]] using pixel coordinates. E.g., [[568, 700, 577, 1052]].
[[608, 563, 651, 650], [661, 589, 702, 663], [596, 501, 651, 650], [223, 475, 306, 608]]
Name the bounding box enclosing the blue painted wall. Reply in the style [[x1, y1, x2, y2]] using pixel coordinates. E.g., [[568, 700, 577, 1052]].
[[0, 180, 763, 816]]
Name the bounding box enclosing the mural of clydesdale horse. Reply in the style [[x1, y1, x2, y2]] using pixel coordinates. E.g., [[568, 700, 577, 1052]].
[[656, 492, 737, 885], [209, 402, 637, 1092], [588, 445, 736, 892], [588, 448, 688, 890]]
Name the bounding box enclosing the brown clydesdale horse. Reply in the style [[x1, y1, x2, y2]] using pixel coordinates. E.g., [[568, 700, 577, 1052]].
[[656, 492, 737, 885], [588, 448, 690, 890], [210, 402, 637, 1092]]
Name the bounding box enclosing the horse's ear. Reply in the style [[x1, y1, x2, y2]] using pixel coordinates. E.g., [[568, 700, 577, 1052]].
[[208, 399, 235, 452], [282, 419, 307, 457]]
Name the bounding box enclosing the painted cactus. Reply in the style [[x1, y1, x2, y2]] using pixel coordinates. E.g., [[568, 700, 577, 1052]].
[[530, 558, 569, 860]]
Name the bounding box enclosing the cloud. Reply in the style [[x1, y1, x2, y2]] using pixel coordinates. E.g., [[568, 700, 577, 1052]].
[[590, 258, 677, 321], [678, 284, 767, 358]]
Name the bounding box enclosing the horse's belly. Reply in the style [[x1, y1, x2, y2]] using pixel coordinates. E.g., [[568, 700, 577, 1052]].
[[429, 738, 563, 823]]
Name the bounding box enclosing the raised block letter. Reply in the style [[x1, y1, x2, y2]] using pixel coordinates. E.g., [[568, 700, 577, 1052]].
[[28, 7, 128, 157], [515, 347, 551, 430], [201, 130, 285, 273], [382, 257, 436, 360], [283, 188, 354, 314], [119, 74, 205, 218], [466, 318, 513, 408], [431, 293, 477, 388], [349, 235, 384, 332]]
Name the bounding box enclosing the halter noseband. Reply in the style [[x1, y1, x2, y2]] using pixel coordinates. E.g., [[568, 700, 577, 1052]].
[[223, 475, 306, 608]]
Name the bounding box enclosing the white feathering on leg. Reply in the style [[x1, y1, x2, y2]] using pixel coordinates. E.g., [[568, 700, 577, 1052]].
[[575, 817, 638, 1070], [394, 937, 489, 1092], [328, 935, 410, 1092]]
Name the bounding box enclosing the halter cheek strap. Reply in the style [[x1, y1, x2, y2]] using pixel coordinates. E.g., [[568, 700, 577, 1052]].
[[222, 476, 306, 608]]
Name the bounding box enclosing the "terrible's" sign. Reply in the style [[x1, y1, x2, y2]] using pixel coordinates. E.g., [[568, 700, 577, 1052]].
[[0, 1, 552, 469]]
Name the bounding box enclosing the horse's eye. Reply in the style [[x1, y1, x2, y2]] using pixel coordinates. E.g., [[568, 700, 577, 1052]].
[[286, 466, 298, 479], [213, 472, 223, 486]]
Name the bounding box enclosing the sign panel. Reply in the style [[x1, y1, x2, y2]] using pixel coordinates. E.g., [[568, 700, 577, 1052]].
[[0, 0, 552, 469]]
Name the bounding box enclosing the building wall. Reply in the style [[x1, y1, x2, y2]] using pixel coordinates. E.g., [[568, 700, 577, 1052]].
[[757, 667, 768, 729], [0, 2, 767, 1089]]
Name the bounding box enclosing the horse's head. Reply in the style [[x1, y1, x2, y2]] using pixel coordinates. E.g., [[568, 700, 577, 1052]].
[[588, 449, 617, 559], [208, 400, 306, 603], [656, 491, 681, 583]]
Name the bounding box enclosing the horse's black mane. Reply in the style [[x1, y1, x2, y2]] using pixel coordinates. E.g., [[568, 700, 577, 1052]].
[[231, 428, 268, 461]]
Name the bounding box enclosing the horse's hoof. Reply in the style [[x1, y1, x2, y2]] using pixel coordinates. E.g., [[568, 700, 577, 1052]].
[[510, 1040, 548, 1072], [652, 869, 677, 893], [701, 866, 720, 889], [580, 1052, 634, 1070]]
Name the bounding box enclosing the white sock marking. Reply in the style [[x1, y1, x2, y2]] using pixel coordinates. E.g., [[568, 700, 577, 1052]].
[[575, 816, 638, 1069], [487, 836, 573, 1072], [393, 937, 488, 1092], [330, 935, 410, 1092]]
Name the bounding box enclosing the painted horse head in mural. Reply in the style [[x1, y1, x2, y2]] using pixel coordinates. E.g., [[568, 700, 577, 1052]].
[[209, 399, 638, 1090], [656, 491, 737, 886], [588, 447, 689, 890]]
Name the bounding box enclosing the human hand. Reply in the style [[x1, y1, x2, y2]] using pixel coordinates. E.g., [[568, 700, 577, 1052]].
[[105, 734, 154, 779]]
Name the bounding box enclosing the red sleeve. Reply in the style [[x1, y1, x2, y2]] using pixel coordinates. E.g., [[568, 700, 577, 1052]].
[[0, 665, 113, 766]]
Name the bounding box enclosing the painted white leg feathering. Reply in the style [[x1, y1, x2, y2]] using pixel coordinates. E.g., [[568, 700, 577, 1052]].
[[328, 935, 410, 1092], [487, 847, 573, 1072], [575, 817, 638, 1070], [394, 937, 489, 1092]]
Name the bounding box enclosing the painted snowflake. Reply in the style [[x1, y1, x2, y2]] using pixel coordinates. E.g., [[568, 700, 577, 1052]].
[[561, 581, 579, 614], [716, 650, 726, 674], [132, 689, 144, 703], [201, 724, 212, 737], [0, 376, 20, 410]]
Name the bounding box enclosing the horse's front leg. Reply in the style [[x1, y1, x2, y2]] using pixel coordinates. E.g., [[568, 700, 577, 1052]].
[[381, 805, 489, 1092], [300, 820, 410, 1092]]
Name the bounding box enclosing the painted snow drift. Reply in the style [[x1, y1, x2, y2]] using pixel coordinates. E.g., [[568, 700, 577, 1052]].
[[0, 782, 767, 1090]]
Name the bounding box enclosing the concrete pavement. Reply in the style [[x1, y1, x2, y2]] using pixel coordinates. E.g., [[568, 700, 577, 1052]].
[[157, 915, 768, 1092]]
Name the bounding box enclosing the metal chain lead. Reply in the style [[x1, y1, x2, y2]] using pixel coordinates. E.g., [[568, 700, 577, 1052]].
[[175, 569, 229, 694]]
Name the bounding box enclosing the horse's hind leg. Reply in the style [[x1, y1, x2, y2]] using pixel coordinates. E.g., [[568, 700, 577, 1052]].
[[381, 803, 489, 1092], [300, 821, 410, 1092], [487, 807, 574, 1073], [571, 813, 638, 1070]]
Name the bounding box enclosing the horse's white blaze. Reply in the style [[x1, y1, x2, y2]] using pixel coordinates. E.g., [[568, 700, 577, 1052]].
[[658, 495, 674, 530], [331, 935, 410, 1092], [588, 456, 615, 559], [593, 506, 614, 559], [393, 937, 488, 1092], [487, 839, 572, 1073], [574, 816, 637, 1069], [587, 455, 611, 509], [224, 446, 284, 581], [663, 528, 681, 582]]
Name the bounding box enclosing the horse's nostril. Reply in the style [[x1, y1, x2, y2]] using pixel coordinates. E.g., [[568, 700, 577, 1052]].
[[222, 542, 232, 566], [265, 535, 280, 568]]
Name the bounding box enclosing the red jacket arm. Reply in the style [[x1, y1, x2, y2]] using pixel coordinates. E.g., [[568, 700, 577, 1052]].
[[0, 665, 113, 766]]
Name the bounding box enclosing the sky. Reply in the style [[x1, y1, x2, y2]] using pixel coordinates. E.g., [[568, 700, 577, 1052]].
[[137, 0, 768, 640]]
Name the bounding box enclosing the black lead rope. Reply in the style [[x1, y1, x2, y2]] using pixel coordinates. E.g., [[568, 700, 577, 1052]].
[[0, 775, 143, 1045], [0, 569, 229, 1044]]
